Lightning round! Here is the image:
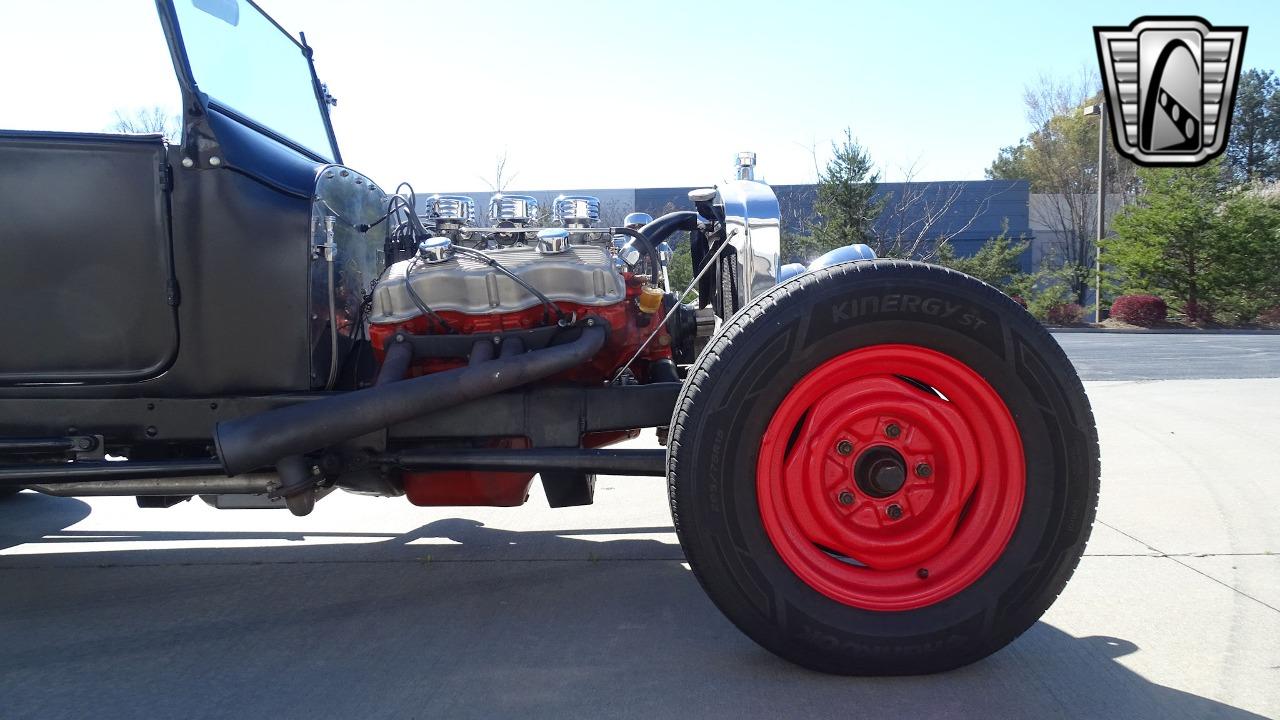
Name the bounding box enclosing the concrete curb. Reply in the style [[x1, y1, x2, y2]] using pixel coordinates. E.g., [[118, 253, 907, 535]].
[[1048, 327, 1280, 335]]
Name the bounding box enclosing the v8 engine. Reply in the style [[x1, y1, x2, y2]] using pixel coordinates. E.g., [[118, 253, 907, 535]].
[[364, 191, 685, 507], [368, 193, 678, 386]]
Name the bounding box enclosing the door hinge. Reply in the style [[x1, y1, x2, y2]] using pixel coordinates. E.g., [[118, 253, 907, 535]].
[[166, 279, 181, 307], [159, 162, 173, 192]]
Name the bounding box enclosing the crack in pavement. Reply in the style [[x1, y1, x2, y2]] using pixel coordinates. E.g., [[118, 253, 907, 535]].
[[1098, 520, 1280, 614]]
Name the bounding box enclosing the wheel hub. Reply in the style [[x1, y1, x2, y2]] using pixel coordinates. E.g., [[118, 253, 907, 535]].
[[853, 446, 907, 498], [756, 344, 1026, 611]]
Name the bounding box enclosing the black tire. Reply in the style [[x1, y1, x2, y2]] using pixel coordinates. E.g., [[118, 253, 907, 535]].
[[668, 259, 1099, 675]]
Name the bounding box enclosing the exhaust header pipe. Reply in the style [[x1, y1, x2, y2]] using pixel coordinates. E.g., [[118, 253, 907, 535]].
[[214, 326, 606, 476]]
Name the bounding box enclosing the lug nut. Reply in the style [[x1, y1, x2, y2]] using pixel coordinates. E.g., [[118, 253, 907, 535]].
[[836, 439, 853, 456], [838, 491, 854, 506], [915, 462, 932, 478], [885, 423, 901, 439], [886, 503, 903, 520]]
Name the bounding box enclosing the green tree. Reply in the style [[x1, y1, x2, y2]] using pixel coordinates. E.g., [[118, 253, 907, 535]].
[[1213, 191, 1280, 321], [667, 239, 694, 296], [936, 222, 1030, 295], [1106, 162, 1229, 322], [780, 230, 820, 265], [985, 77, 1138, 304], [932, 224, 1084, 322], [1227, 68, 1280, 184], [986, 143, 1033, 185], [806, 129, 883, 258]]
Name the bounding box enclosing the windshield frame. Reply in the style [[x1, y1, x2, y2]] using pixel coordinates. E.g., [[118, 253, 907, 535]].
[[156, 0, 342, 165]]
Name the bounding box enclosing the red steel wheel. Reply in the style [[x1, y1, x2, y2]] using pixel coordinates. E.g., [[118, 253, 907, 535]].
[[670, 260, 1099, 674], [756, 344, 1025, 611]]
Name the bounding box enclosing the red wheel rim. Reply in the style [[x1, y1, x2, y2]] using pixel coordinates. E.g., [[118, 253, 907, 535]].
[[757, 344, 1025, 611]]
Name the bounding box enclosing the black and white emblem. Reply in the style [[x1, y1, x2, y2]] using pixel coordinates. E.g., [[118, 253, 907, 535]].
[[1094, 17, 1247, 166]]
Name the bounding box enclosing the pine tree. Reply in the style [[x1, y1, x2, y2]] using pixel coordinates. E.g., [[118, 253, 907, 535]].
[[807, 130, 883, 256]]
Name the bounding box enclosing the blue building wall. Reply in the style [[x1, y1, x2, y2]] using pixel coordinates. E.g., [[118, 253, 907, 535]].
[[635, 179, 1032, 271]]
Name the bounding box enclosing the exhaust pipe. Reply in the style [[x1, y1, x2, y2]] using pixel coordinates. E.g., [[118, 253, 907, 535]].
[[214, 326, 606, 476]]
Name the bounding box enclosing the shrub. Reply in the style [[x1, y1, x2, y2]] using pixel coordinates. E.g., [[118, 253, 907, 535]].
[[1258, 306, 1280, 326], [1044, 302, 1084, 325], [1182, 299, 1213, 324], [1109, 294, 1168, 326]]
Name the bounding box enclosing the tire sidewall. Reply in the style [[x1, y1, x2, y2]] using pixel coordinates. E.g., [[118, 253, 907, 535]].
[[673, 261, 1096, 672]]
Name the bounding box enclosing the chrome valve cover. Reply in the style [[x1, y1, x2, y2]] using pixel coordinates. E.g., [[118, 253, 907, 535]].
[[371, 243, 625, 321]]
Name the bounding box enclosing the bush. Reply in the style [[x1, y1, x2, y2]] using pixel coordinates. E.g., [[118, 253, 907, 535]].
[[1258, 306, 1280, 326], [936, 228, 1030, 295], [1182, 299, 1212, 324], [1109, 294, 1168, 326], [1044, 302, 1084, 325]]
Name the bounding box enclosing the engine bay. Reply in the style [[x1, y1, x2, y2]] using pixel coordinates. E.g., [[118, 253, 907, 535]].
[[350, 188, 700, 507], [368, 190, 684, 387]]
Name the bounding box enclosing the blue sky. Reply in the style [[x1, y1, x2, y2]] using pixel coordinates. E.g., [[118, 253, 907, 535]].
[[1, 1, 1276, 190]]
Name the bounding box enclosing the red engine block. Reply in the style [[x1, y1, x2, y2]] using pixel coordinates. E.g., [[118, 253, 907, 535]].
[[367, 273, 670, 506]]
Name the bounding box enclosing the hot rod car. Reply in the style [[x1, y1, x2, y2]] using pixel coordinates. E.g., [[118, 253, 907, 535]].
[[0, 0, 1099, 675]]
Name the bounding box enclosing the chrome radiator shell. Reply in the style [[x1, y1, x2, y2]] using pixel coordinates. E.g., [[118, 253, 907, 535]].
[[718, 179, 782, 304], [370, 244, 626, 321]]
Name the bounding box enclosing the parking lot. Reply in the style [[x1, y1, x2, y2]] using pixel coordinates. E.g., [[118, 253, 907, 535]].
[[1, 332, 1278, 720]]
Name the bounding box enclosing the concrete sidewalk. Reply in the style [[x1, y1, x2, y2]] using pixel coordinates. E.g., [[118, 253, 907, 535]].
[[1, 379, 1277, 719]]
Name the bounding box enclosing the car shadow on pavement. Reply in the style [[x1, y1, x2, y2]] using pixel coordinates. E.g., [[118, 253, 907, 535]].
[[0, 490, 92, 550], [0, 494, 1271, 720]]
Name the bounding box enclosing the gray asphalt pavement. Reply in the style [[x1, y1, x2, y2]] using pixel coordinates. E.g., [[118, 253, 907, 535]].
[[1054, 331, 1280, 380], [1, 336, 1278, 719]]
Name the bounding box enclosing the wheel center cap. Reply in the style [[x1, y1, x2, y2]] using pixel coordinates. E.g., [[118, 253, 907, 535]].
[[854, 445, 907, 498]]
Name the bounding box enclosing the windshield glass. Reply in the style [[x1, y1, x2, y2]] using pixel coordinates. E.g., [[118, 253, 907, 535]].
[[172, 0, 335, 161]]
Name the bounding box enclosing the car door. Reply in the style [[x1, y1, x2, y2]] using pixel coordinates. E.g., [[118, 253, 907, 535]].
[[0, 130, 178, 383]]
